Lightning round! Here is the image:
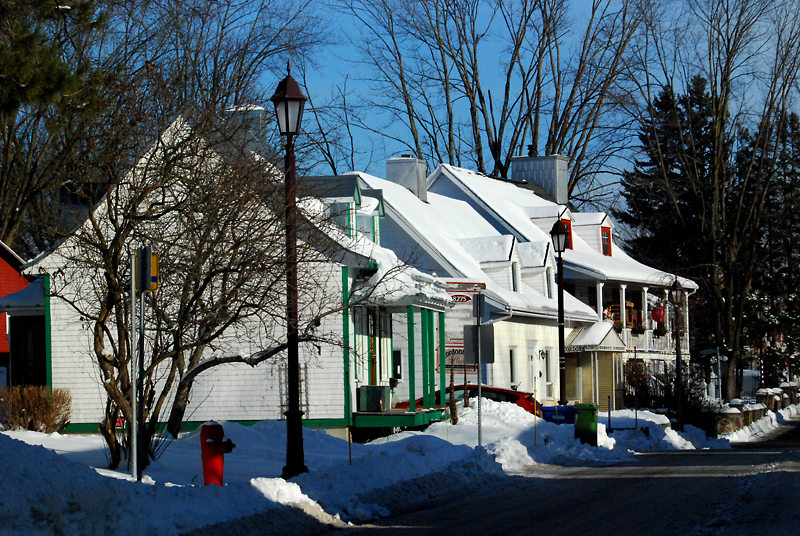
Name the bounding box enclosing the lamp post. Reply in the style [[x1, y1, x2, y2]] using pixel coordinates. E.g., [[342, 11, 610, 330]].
[[670, 278, 684, 432], [550, 220, 570, 406], [271, 65, 308, 479]]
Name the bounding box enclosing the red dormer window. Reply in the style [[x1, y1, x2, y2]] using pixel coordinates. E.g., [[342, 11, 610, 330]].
[[561, 219, 573, 250], [601, 226, 612, 256]]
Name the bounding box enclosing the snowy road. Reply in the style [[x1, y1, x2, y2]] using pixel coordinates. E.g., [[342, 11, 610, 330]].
[[342, 420, 800, 536]]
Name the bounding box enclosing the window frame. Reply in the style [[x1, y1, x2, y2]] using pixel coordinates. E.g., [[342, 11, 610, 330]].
[[561, 219, 573, 250], [601, 226, 612, 256]]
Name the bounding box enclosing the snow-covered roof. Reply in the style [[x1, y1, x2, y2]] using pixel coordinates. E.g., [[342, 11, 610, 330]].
[[430, 164, 697, 290], [355, 173, 598, 322], [572, 213, 612, 227], [517, 241, 549, 269], [298, 196, 453, 310], [565, 321, 627, 352], [457, 236, 514, 264], [0, 279, 44, 314]]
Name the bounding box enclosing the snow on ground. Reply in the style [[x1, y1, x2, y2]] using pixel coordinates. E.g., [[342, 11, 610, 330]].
[[1, 400, 795, 535]]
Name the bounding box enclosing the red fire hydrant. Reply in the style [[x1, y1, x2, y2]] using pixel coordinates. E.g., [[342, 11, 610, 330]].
[[200, 422, 235, 486]]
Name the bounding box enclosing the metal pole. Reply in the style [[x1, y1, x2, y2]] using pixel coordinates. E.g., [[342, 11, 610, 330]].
[[282, 132, 307, 479], [477, 295, 482, 447], [557, 250, 567, 405], [675, 297, 682, 432], [130, 253, 137, 480], [717, 347, 722, 408], [634, 347, 638, 429], [137, 283, 145, 481]]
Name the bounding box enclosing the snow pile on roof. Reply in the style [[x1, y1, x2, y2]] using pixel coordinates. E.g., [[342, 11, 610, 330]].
[[300, 195, 452, 307], [457, 235, 514, 263], [355, 173, 597, 321], [4, 400, 789, 535], [516, 241, 549, 268], [566, 321, 626, 350], [0, 278, 44, 313], [434, 164, 697, 289]]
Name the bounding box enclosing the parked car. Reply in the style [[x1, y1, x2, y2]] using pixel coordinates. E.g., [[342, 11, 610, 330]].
[[395, 385, 543, 417]]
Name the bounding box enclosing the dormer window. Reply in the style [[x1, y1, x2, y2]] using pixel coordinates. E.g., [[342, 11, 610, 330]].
[[601, 226, 612, 256], [561, 219, 573, 250]]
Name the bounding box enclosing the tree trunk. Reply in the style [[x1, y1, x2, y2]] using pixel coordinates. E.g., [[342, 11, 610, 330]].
[[166, 376, 195, 438]]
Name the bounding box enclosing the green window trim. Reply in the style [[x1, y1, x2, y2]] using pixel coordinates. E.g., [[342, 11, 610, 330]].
[[342, 267, 352, 425], [44, 274, 52, 389], [407, 305, 415, 412]]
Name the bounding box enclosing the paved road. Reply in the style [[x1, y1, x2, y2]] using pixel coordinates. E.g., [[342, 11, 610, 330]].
[[187, 419, 800, 536], [345, 419, 800, 536]]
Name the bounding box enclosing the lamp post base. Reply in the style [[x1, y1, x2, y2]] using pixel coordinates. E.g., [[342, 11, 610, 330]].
[[282, 409, 308, 480]]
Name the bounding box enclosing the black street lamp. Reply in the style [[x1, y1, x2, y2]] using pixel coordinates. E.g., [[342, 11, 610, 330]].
[[271, 65, 308, 479], [670, 278, 684, 432], [550, 220, 570, 406]]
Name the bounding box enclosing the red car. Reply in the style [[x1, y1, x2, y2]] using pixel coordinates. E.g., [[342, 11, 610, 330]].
[[395, 385, 543, 417]]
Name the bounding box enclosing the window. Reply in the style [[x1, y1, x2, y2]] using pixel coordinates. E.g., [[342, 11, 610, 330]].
[[546, 267, 553, 298], [545, 349, 553, 397], [601, 226, 612, 256], [509, 347, 517, 384], [561, 219, 573, 250]]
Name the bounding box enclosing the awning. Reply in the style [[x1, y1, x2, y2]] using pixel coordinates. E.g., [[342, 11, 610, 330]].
[[566, 321, 626, 352], [0, 279, 45, 315]]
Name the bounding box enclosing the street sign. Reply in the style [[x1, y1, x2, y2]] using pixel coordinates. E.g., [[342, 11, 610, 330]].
[[463, 324, 495, 364], [136, 248, 158, 292]]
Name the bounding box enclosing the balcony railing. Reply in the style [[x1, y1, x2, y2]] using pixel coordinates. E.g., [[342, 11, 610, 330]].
[[621, 328, 689, 355]]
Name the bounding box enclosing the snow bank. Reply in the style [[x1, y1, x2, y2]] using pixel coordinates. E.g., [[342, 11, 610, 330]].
[[2, 400, 796, 535]]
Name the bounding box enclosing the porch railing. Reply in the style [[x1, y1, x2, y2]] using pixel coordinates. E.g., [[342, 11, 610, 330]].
[[622, 328, 689, 355]]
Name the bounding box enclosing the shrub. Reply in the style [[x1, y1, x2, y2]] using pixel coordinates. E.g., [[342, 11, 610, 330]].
[[0, 385, 71, 433]]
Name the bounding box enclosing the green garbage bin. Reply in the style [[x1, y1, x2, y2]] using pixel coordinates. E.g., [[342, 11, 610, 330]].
[[574, 403, 599, 446]]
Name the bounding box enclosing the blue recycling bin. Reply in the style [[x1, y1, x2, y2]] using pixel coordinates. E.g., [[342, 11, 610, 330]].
[[540, 405, 577, 424]]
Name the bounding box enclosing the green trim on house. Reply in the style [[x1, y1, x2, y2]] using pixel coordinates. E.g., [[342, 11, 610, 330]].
[[303, 418, 349, 428], [43, 274, 52, 389], [407, 304, 415, 412], [420, 308, 429, 408], [352, 409, 443, 428], [426, 309, 435, 409], [62, 422, 101, 433], [439, 312, 446, 401], [342, 267, 352, 425]]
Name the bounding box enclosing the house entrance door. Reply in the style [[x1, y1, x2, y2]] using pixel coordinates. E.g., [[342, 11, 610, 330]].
[[9, 315, 46, 386]]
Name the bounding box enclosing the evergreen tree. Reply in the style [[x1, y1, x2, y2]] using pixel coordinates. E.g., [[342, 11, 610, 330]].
[[0, 1, 105, 256], [615, 75, 786, 398]]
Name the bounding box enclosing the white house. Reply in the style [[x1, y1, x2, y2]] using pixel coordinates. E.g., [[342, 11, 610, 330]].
[[350, 158, 600, 407], [0, 118, 454, 438], [423, 154, 699, 410]]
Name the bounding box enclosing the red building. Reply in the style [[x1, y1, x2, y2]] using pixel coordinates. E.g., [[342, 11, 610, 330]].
[[0, 241, 32, 385]]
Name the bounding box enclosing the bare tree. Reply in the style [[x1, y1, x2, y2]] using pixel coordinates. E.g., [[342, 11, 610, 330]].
[[24, 0, 329, 469], [337, 0, 643, 204], [619, 0, 800, 400]]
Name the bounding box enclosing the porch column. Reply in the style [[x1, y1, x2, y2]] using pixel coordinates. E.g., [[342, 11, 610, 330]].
[[596, 282, 604, 321], [421, 308, 430, 409], [439, 312, 446, 403], [642, 287, 649, 330], [427, 309, 436, 408], [620, 284, 627, 329], [407, 305, 416, 412], [663, 289, 670, 333]]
